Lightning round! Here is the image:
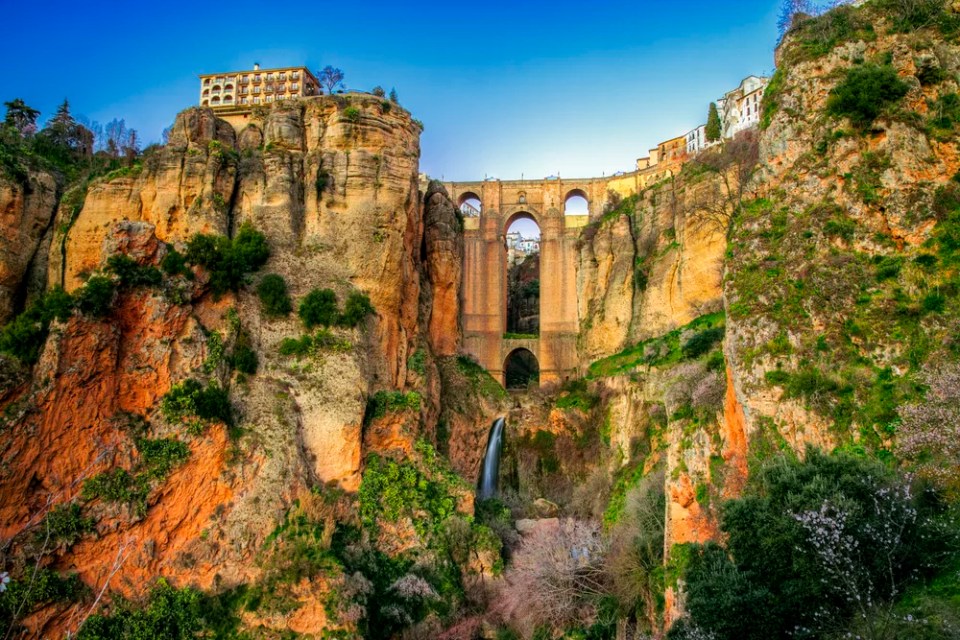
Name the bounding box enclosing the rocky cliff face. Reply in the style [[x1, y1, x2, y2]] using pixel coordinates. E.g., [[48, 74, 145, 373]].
[[0, 170, 60, 323], [0, 96, 472, 636]]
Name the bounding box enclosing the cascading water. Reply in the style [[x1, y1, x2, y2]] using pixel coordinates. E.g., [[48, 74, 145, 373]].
[[477, 417, 506, 500]]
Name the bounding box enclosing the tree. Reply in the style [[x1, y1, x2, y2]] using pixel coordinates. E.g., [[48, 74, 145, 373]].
[[299, 288, 339, 328], [3, 99, 40, 137], [389, 88, 399, 104], [318, 66, 345, 94], [500, 519, 607, 637], [690, 128, 761, 238], [777, 0, 813, 37], [105, 118, 127, 158], [705, 102, 722, 142], [372, 86, 385, 97]]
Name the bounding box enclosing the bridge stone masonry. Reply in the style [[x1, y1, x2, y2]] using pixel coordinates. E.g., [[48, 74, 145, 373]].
[[443, 170, 673, 388]]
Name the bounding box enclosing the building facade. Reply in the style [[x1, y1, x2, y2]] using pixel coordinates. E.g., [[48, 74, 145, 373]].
[[717, 75, 769, 138], [198, 64, 320, 111]]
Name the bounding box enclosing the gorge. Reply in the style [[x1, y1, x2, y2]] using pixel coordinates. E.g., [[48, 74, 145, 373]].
[[2, 1, 960, 638]]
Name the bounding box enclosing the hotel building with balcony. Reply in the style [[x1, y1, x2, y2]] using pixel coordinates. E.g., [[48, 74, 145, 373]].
[[199, 64, 321, 112]]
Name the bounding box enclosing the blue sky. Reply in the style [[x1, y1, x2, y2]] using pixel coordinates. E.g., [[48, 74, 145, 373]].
[[5, 1, 781, 181]]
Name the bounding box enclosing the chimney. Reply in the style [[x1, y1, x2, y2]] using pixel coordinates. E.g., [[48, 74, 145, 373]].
[[254, 62, 260, 71]]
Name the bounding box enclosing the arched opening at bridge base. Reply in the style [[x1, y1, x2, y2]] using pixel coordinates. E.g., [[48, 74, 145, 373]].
[[504, 213, 540, 337], [504, 348, 539, 389]]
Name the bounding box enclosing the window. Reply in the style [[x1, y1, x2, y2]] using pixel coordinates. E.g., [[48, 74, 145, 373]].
[[254, 74, 261, 82], [267, 95, 274, 102], [291, 83, 299, 91], [203, 78, 210, 85], [292, 71, 300, 80], [253, 86, 261, 94], [267, 73, 274, 81], [253, 97, 261, 104], [241, 97, 248, 104], [279, 73, 286, 81], [203, 89, 209, 96]]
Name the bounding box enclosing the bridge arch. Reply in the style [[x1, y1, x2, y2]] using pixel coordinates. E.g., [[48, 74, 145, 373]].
[[502, 209, 540, 237], [564, 189, 589, 215], [458, 192, 482, 217], [504, 348, 540, 389]]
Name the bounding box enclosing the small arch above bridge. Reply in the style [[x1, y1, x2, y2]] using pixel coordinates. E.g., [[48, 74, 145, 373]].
[[564, 189, 589, 215], [458, 192, 482, 217]]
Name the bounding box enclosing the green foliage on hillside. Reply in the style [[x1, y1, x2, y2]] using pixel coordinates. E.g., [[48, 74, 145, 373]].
[[587, 312, 725, 379], [160, 379, 232, 428], [81, 437, 189, 515], [826, 63, 910, 129], [106, 254, 162, 289], [296, 288, 374, 329], [364, 390, 422, 423], [38, 502, 95, 546], [0, 569, 86, 637], [728, 195, 960, 450], [0, 286, 73, 363], [185, 224, 270, 295], [74, 275, 116, 317], [75, 579, 242, 640], [670, 450, 958, 640], [256, 273, 292, 317]]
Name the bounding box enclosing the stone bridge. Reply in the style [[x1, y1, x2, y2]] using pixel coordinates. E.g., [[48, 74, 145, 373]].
[[443, 173, 658, 387]]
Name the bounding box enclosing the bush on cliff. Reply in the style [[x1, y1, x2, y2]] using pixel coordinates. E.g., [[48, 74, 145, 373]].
[[669, 449, 957, 640], [0, 286, 73, 364], [106, 254, 162, 289], [339, 291, 375, 327], [298, 288, 338, 328], [826, 63, 910, 129], [256, 273, 292, 317], [74, 275, 116, 317], [186, 224, 270, 295], [160, 379, 232, 427]]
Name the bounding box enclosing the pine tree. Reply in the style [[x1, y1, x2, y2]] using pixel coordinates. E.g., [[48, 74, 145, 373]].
[[389, 88, 398, 104], [706, 102, 722, 142], [3, 99, 40, 136]]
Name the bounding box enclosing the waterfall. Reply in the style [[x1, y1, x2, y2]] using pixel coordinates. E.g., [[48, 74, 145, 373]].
[[477, 417, 506, 500]]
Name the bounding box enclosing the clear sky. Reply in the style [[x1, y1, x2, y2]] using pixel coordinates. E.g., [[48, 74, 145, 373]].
[[5, 0, 782, 182]]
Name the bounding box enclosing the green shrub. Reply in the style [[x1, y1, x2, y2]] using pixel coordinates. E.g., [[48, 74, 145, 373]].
[[76, 580, 206, 640], [230, 342, 258, 374], [160, 248, 191, 278], [185, 224, 270, 295], [278, 335, 314, 357], [555, 379, 598, 411], [0, 287, 74, 364], [82, 437, 189, 515], [256, 273, 292, 317], [407, 348, 426, 376], [874, 255, 903, 280], [343, 106, 361, 123], [358, 451, 457, 535], [81, 468, 148, 506], [826, 64, 910, 129], [136, 437, 190, 478], [682, 327, 725, 360], [0, 569, 85, 636], [161, 379, 232, 426], [339, 291, 375, 327], [106, 254, 162, 288], [824, 215, 856, 241], [299, 288, 339, 328], [74, 275, 116, 317], [364, 390, 421, 423], [39, 503, 94, 546]]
